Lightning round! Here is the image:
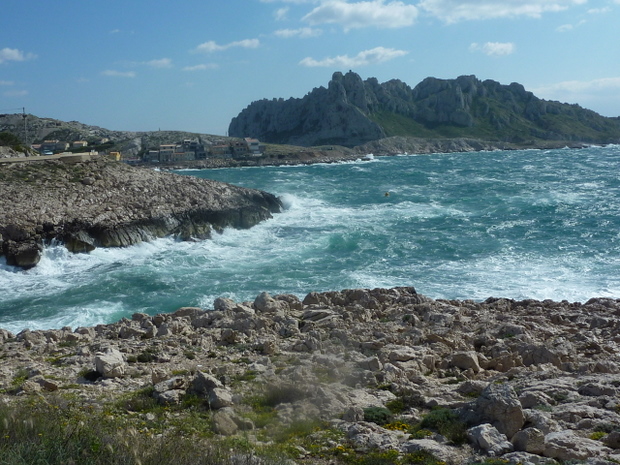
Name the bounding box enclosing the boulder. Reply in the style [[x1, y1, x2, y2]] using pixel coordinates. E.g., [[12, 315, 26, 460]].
[[208, 388, 234, 409], [191, 371, 224, 395], [511, 427, 545, 454], [466, 423, 513, 455], [603, 431, 620, 449], [544, 430, 612, 460], [254, 292, 287, 314], [468, 383, 525, 438], [4, 240, 42, 269], [94, 348, 126, 378], [447, 351, 481, 373], [212, 410, 239, 436]]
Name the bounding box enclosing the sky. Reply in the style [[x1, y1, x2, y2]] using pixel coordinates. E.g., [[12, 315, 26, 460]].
[[1, 0, 619, 137]]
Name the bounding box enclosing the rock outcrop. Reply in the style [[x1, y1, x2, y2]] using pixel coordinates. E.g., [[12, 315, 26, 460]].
[[0, 157, 281, 268], [1, 287, 620, 463], [229, 71, 620, 147]]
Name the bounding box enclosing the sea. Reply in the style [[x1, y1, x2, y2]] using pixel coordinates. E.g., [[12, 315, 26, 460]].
[[2, 145, 620, 333]]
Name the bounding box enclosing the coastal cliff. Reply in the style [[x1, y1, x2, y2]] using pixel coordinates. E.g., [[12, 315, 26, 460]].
[[1, 287, 619, 463], [229, 71, 620, 148], [0, 157, 281, 268]]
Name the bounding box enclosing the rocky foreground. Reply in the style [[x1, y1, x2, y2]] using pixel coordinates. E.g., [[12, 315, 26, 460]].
[[0, 156, 281, 268], [1, 287, 620, 464]]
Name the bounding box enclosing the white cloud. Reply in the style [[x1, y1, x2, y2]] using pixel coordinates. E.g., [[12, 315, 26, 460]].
[[3, 90, 28, 97], [182, 64, 219, 71], [303, 0, 419, 30], [109, 29, 121, 34], [102, 70, 136, 78], [469, 41, 516, 56], [274, 7, 290, 20], [0, 48, 37, 64], [419, 0, 587, 23], [588, 7, 611, 13], [299, 46, 408, 67], [195, 39, 260, 53], [531, 77, 620, 115], [0, 80, 14, 86], [556, 19, 585, 31], [145, 58, 173, 69], [534, 77, 620, 95], [274, 27, 323, 38]]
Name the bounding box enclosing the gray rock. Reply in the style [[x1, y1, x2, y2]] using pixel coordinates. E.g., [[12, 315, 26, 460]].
[[208, 387, 234, 409], [603, 431, 620, 449], [512, 427, 545, 454], [191, 371, 224, 395], [94, 348, 126, 378], [469, 383, 525, 438], [467, 423, 513, 455], [544, 430, 612, 460], [0, 158, 282, 269], [254, 292, 287, 314], [501, 451, 560, 464], [448, 351, 481, 373], [212, 410, 239, 436], [154, 389, 185, 405]]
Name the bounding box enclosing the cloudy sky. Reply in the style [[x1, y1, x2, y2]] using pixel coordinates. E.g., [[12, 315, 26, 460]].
[[1, 0, 619, 136]]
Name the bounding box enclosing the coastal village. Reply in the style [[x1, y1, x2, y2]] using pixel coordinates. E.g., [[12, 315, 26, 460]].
[[30, 136, 264, 164]]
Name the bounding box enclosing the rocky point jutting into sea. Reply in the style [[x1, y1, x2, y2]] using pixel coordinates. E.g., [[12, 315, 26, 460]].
[[0, 156, 281, 269]]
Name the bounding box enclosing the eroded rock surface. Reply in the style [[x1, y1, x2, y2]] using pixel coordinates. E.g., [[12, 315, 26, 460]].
[[0, 157, 281, 267], [1, 287, 620, 463]]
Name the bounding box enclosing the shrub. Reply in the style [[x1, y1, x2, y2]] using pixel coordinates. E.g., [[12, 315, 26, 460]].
[[417, 408, 467, 445], [363, 406, 393, 426]]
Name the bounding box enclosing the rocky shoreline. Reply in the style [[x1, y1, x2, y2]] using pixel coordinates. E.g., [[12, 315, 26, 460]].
[[1, 287, 619, 464], [0, 156, 281, 268]]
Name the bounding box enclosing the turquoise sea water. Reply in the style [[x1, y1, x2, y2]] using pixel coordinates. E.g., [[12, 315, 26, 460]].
[[2, 146, 620, 333]]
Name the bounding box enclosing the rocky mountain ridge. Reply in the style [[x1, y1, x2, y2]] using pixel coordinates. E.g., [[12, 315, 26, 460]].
[[0, 157, 281, 268], [228, 71, 620, 148], [1, 286, 619, 464]]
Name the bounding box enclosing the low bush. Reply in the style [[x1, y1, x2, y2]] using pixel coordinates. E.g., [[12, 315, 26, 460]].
[[417, 407, 467, 445], [363, 406, 393, 425]]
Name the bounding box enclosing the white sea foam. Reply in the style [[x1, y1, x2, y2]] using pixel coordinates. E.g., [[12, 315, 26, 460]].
[[2, 146, 620, 332]]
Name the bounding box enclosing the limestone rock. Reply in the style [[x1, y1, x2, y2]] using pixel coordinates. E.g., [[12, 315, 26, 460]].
[[468, 383, 525, 438], [447, 351, 481, 373], [212, 410, 238, 436], [544, 430, 612, 460], [512, 427, 545, 454], [208, 387, 234, 409], [0, 158, 282, 269], [94, 348, 126, 378], [466, 423, 513, 455], [229, 71, 620, 148]]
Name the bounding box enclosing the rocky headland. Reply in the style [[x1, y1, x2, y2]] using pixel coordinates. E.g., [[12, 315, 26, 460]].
[[0, 156, 281, 268], [229, 71, 620, 149], [1, 287, 619, 464]]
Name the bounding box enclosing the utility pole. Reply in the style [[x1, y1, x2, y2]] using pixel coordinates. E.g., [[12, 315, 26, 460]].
[[21, 107, 28, 145]]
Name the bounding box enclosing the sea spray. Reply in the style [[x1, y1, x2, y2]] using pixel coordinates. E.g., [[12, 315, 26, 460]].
[[2, 146, 620, 332]]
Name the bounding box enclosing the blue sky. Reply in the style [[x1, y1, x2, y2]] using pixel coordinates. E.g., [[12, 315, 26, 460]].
[[1, 0, 619, 136]]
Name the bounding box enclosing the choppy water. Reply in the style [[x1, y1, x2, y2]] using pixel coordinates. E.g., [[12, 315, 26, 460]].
[[2, 146, 620, 333]]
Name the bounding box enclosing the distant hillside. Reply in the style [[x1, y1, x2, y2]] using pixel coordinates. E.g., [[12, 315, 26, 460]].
[[228, 71, 620, 148], [0, 114, 231, 158]]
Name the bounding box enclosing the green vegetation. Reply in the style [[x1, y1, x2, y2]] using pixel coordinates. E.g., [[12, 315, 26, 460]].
[[0, 396, 257, 465], [0, 131, 29, 154], [414, 407, 468, 445], [363, 406, 393, 426]]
